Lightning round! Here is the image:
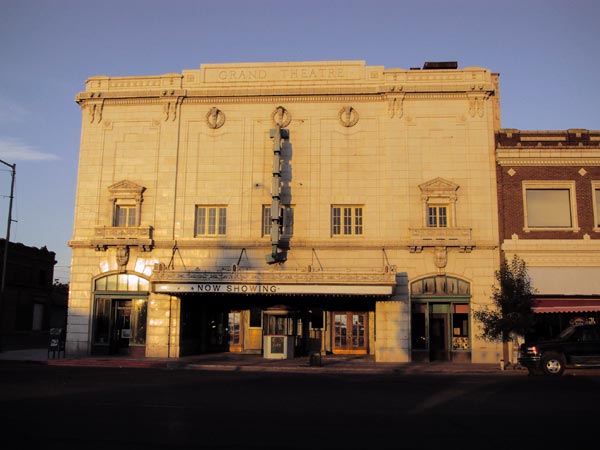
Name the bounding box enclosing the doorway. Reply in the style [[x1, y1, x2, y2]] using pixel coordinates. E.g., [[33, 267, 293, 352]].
[[111, 300, 132, 355], [333, 312, 368, 354], [92, 297, 147, 356], [429, 304, 449, 361]]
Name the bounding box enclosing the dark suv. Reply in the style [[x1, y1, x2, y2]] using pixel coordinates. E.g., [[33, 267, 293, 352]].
[[518, 324, 600, 376]]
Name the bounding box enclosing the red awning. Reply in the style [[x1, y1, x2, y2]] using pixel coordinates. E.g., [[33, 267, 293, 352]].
[[532, 298, 600, 314]]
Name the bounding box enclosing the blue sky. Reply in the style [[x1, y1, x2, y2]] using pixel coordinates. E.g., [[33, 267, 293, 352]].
[[1, 0, 599, 283]]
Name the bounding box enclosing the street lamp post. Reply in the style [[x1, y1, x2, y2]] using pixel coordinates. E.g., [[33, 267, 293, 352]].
[[0, 159, 16, 352]]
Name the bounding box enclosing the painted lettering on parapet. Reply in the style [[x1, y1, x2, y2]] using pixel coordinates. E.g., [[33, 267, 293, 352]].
[[195, 283, 278, 293], [278, 67, 346, 80], [217, 70, 268, 81], [208, 65, 359, 83]]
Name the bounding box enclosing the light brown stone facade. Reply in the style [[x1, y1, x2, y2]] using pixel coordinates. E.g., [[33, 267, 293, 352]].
[[67, 61, 502, 363]]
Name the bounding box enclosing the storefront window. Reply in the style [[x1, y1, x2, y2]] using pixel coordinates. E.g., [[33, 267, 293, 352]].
[[452, 303, 470, 350], [93, 298, 111, 345], [132, 299, 147, 345]]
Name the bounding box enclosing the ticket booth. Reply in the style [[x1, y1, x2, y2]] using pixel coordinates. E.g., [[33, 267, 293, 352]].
[[263, 307, 297, 359]]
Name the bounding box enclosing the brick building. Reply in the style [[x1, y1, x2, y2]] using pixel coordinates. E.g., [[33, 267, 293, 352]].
[[496, 129, 600, 338], [0, 240, 66, 343]]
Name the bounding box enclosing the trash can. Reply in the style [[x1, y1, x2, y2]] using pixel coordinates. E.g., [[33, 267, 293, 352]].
[[309, 351, 322, 367]]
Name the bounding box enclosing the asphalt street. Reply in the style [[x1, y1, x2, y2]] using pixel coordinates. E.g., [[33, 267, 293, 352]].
[[1, 361, 599, 450]]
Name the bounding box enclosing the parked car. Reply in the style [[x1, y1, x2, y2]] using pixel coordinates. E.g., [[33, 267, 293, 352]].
[[518, 324, 600, 376]]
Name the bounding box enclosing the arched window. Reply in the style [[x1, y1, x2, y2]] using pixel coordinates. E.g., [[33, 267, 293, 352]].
[[411, 275, 470, 297], [94, 273, 149, 292], [92, 273, 149, 354]]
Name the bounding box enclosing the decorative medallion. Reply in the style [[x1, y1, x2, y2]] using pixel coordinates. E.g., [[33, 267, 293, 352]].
[[271, 106, 291, 127], [338, 106, 359, 127], [206, 107, 226, 129]]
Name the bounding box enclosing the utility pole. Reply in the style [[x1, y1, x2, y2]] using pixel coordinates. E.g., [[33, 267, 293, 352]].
[[0, 159, 16, 352]]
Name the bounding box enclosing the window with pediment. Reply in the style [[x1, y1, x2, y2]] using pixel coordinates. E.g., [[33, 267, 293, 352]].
[[418, 178, 459, 228], [108, 180, 145, 228]]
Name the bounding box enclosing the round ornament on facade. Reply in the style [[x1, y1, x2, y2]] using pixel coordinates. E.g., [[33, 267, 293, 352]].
[[271, 106, 292, 127], [338, 106, 359, 127], [206, 107, 226, 129]]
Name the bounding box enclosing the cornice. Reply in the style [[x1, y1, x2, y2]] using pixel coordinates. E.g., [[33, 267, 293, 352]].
[[76, 90, 478, 107], [69, 237, 499, 251], [497, 158, 600, 166], [497, 148, 600, 166], [497, 157, 600, 166]]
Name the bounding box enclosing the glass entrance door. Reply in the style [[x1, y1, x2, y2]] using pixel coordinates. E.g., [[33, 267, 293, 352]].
[[111, 300, 132, 355], [333, 312, 368, 354], [429, 303, 449, 361], [228, 311, 242, 352]]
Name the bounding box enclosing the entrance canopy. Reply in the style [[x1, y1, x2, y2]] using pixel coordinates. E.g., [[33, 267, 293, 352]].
[[151, 266, 398, 297], [532, 297, 600, 314]]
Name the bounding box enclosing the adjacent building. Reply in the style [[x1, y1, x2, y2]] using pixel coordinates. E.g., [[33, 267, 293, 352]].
[[67, 60, 505, 363], [496, 129, 600, 339], [0, 240, 66, 340]]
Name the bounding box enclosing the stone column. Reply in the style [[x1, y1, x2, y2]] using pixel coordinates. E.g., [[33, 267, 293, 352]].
[[375, 273, 410, 362], [146, 293, 180, 358]]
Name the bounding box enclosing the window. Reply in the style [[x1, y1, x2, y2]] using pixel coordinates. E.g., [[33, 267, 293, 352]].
[[331, 206, 363, 236], [195, 206, 227, 236], [523, 182, 578, 231], [114, 205, 137, 227], [427, 206, 447, 228], [411, 275, 470, 296], [228, 311, 241, 345], [418, 178, 458, 228], [593, 183, 600, 230], [94, 273, 149, 292], [262, 205, 294, 237]]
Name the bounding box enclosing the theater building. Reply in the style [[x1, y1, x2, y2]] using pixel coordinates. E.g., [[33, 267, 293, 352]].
[[496, 129, 600, 338], [67, 60, 502, 363]]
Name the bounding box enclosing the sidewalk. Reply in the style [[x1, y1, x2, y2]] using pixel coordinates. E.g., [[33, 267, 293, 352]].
[[0, 347, 526, 375]]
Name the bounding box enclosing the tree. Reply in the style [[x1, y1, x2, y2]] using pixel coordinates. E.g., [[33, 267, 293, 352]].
[[474, 255, 537, 364], [53, 279, 69, 295]]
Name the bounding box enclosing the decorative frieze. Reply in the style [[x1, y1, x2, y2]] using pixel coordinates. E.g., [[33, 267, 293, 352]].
[[409, 227, 475, 253]]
